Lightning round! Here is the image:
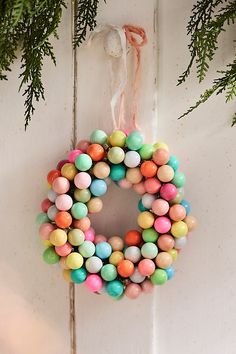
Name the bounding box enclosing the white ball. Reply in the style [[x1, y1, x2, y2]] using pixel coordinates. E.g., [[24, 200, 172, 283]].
[[124, 246, 141, 263], [142, 193, 156, 209], [124, 151, 141, 168], [85, 256, 103, 273], [47, 205, 59, 221], [175, 236, 187, 249], [129, 267, 146, 283], [47, 189, 58, 202], [104, 29, 122, 57]]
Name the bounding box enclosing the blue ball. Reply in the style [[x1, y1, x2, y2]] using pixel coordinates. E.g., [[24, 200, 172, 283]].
[[167, 155, 179, 171], [165, 266, 175, 280], [106, 280, 124, 298], [71, 267, 87, 283], [95, 241, 112, 259], [138, 199, 148, 212], [180, 199, 190, 215], [109, 164, 126, 181], [90, 179, 107, 196]]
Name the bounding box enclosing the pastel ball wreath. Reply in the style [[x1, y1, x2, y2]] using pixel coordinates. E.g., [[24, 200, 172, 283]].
[[37, 129, 197, 300]]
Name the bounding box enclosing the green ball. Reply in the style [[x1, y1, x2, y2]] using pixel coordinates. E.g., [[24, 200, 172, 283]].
[[142, 228, 159, 243], [126, 131, 144, 151], [109, 164, 126, 181], [107, 147, 125, 164], [141, 242, 158, 259], [36, 212, 50, 225], [171, 171, 186, 188], [43, 247, 60, 264], [90, 129, 108, 145], [74, 188, 91, 203], [109, 130, 126, 147], [101, 264, 117, 281], [106, 280, 124, 297], [75, 153, 92, 171], [139, 144, 154, 160], [71, 267, 87, 283], [79, 240, 95, 258], [150, 269, 168, 285], [71, 202, 88, 220]]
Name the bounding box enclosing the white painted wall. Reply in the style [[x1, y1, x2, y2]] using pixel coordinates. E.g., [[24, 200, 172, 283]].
[[0, 1, 235, 354]]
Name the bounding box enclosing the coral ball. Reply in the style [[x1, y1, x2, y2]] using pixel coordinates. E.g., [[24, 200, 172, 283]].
[[87, 143, 105, 161], [52, 177, 70, 194], [125, 283, 142, 299], [138, 259, 155, 276], [157, 234, 175, 251], [140, 161, 157, 178], [144, 178, 161, 194], [117, 260, 134, 277], [55, 211, 72, 228], [169, 204, 186, 221], [152, 148, 169, 165]]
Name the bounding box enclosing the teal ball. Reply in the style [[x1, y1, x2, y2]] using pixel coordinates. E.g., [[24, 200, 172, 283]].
[[172, 171, 186, 188], [109, 164, 126, 181], [71, 267, 87, 283], [167, 155, 179, 171], [106, 280, 124, 297]]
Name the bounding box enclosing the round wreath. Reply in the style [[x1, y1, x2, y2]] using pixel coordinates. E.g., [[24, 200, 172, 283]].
[[36, 129, 197, 300]]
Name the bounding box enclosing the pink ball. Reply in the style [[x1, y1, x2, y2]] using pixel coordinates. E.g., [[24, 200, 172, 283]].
[[52, 177, 70, 194], [144, 178, 161, 194], [118, 178, 132, 189], [85, 274, 103, 292], [152, 199, 169, 216], [133, 182, 146, 195], [169, 204, 186, 221], [84, 227, 95, 242], [141, 279, 154, 294], [68, 149, 82, 163], [154, 216, 171, 233], [160, 183, 177, 201], [94, 234, 107, 244], [55, 242, 73, 257], [138, 259, 155, 276], [39, 223, 56, 240], [55, 194, 73, 211], [41, 198, 53, 212], [125, 283, 142, 299], [74, 172, 91, 189], [76, 140, 90, 152], [73, 217, 91, 231], [57, 159, 69, 171]]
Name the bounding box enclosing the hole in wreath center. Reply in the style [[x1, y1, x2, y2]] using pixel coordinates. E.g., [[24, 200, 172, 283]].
[[89, 182, 140, 238]]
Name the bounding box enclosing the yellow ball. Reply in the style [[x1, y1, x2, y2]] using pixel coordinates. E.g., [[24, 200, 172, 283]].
[[41, 239, 52, 247], [87, 197, 103, 213], [49, 229, 67, 246], [109, 251, 124, 266], [126, 167, 143, 184], [61, 163, 78, 180], [93, 162, 110, 179], [66, 252, 84, 269], [109, 130, 126, 147], [168, 249, 178, 261], [153, 141, 169, 151], [171, 221, 188, 238], [137, 211, 155, 229], [62, 269, 72, 282]]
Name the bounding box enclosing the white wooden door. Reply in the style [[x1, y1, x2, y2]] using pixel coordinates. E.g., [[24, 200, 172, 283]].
[[1, 1, 235, 354]]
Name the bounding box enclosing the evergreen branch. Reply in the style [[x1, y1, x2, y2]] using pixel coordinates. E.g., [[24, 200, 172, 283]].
[[231, 112, 236, 126]]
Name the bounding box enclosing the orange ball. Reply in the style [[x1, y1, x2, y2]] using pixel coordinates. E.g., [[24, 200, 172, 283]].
[[169, 204, 186, 221], [55, 211, 72, 228], [124, 230, 142, 246], [73, 217, 91, 231], [87, 143, 105, 161], [117, 259, 134, 278], [140, 161, 157, 178], [47, 169, 61, 185]]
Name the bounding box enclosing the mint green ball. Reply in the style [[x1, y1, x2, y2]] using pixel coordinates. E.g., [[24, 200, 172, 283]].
[[150, 269, 168, 285], [139, 144, 154, 160], [36, 212, 50, 225], [101, 264, 117, 281], [171, 171, 186, 188], [109, 164, 126, 181], [71, 267, 87, 283], [71, 202, 88, 219], [142, 228, 159, 243], [106, 280, 124, 297], [75, 153, 92, 171], [79, 240, 95, 258], [90, 129, 108, 145], [43, 247, 60, 264], [141, 242, 158, 259], [126, 131, 144, 151], [107, 147, 125, 164]]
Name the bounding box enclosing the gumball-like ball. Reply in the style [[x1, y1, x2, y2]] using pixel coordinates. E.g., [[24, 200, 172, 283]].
[[55, 194, 73, 211], [87, 197, 103, 213], [57, 159, 69, 171], [74, 188, 91, 203], [144, 178, 161, 194], [47, 189, 58, 203], [152, 148, 169, 165], [141, 243, 158, 259], [94, 234, 107, 244], [55, 211, 72, 228], [61, 163, 78, 181], [124, 246, 141, 263], [129, 268, 145, 283], [124, 230, 142, 246], [87, 143, 105, 161], [117, 260, 134, 277], [50, 229, 67, 246], [153, 142, 169, 151], [118, 178, 132, 189], [157, 165, 174, 183], [150, 269, 168, 285], [47, 205, 59, 221], [171, 221, 188, 238], [39, 223, 56, 240], [141, 279, 154, 293], [71, 202, 88, 220], [74, 172, 91, 189], [152, 199, 169, 216], [109, 130, 126, 147], [155, 252, 173, 269], [106, 280, 124, 298], [154, 216, 171, 234], [142, 193, 156, 209], [90, 130, 108, 145], [167, 155, 179, 171], [170, 191, 184, 205], [68, 150, 82, 163], [43, 247, 60, 264], [36, 212, 50, 225], [68, 229, 85, 246], [175, 236, 187, 249], [71, 267, 87, 283], [75, 154, 92, 171], [140, 161, 157, 178], [138, 199, 148, 212], [168, 248, 178, 261], [160, 183, 177, 201], [165, 266, 175, 280], [55, 242, 72, 257], [90, 179, 107, 196], [60, 256, 70, 269], [84, 227, 95, 242], [47, 169, 61, 185], [66, 252, 84, 269], [109, 164, 126, 181], [73, 217, 91, 232], [137, 211, 155, 229], [108, 236, 124, 251], [52, 177, 70, 194], [85, 256, 103, 273], [108, 147, 125, 164], [180, 199, 191, 215], [138, 259, 155, 276], [157, 234, 175, 251], [93, 162, 110, 179], [41, 198, 53, 212], [126, 167, 143, 184], [95, 242, 112, 259], [126, 131, 144, 151], [101, 264, 117, 281], [172, 171, 186, 188], [125, 283, 142, 299], [76, 140, 90, 152], [133, 182, 146, 195], [85, 274, 103, 292], [142, 228, 159, 243], [124, 151, 141, 168], [184, 215, 197, 231], [109, 251, 124, 266], [169, 204, 186, 221], [79, 240, 95, 258], [139, 144, 154, 160]]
